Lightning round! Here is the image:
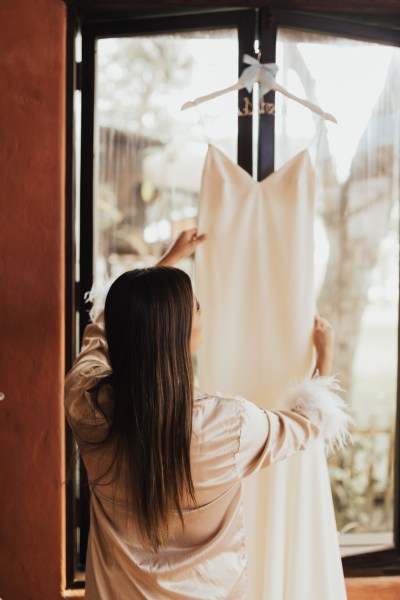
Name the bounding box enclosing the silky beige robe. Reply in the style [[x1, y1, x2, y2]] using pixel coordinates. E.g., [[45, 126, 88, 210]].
[[196, 144, 347, 599], [65, 316, 350, 599]]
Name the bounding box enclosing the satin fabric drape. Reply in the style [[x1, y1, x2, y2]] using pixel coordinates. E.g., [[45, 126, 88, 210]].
[[196, 144, 347, 599]]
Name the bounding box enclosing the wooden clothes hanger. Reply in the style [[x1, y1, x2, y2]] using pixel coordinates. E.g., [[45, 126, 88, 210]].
[[181, 54, 337, 124]]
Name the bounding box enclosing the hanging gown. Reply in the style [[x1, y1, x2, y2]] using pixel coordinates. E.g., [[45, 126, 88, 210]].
[[196, 144, 347, 600]]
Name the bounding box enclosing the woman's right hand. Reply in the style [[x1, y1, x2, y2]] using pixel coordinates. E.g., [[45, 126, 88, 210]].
[[157, 229, 208, 267], [313, 315, 335, 376]]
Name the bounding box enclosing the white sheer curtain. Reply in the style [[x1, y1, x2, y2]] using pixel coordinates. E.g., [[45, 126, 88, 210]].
[[276, 28, 400, 541]]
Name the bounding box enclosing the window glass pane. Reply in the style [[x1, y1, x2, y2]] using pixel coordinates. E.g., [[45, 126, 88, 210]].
[[94, 31, 238, 284], [276, 28, 400, 547], [74, 28, 239, 572]]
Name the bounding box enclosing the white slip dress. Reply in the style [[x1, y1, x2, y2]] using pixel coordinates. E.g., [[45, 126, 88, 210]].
[[195, 143, 347, 600]]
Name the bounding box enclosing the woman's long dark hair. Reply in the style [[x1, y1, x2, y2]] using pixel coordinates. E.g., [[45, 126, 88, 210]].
[[102, 266, 196, 552]]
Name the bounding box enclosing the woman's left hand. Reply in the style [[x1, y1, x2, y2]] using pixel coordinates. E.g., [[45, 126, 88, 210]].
[[157, 229, 208, 266], [313, 315, 335, 376]]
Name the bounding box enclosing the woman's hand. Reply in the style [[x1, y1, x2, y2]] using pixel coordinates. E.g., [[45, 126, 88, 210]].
[[313, 315, 335, 377], [157, 229, 208, 267]]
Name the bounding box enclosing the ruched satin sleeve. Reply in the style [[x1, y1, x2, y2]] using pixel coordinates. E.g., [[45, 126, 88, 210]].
[[235, 378, 354, 479], [235, 399, 320, 478], [64, 314, 113, 444], [65, 314, 109, 386]]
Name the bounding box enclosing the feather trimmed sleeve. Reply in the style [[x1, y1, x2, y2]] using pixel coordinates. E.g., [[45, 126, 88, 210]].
[[235, 376, 355, 478], [84, 278, 115, 323], [285, 375, 355, 454]]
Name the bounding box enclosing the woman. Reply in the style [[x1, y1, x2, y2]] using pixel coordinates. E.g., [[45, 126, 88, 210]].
[[65, 229, 352, 600]]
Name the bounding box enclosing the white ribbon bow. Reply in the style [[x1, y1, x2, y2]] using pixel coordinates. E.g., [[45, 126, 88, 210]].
[[238, 54, 279, 96]]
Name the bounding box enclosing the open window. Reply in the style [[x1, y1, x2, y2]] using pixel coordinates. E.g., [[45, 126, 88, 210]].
[[65, 5, 400, 588]]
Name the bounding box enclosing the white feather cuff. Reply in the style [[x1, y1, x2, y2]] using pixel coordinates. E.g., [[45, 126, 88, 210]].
[[84, 278, 115, 322], [285, 375, 355, 454]]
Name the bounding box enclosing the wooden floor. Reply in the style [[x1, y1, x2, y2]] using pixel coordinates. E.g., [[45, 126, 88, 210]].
[[65, 577, 400, 599], [346, 576, 400, 600]]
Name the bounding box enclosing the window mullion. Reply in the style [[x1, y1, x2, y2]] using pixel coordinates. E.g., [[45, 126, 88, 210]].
[[237, 10, 256, 176], [258, 8, 276, 181]]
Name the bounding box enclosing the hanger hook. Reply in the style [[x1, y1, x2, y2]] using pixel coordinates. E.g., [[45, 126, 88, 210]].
[[254, 7, 260, 59]]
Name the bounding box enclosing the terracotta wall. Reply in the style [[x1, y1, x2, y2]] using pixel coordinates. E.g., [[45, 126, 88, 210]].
[[0, 1, 66, 599], [0, 1, 399, 599]]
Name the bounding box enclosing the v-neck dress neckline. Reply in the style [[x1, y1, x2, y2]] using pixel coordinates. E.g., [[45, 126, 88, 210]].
[[206, 143, 312, 187]]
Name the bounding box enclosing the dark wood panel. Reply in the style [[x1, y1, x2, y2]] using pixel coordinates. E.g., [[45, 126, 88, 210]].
[[66, 0, 400, 21]]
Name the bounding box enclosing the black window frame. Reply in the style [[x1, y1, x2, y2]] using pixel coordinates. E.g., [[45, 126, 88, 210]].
[[65, 5, 400, 588]]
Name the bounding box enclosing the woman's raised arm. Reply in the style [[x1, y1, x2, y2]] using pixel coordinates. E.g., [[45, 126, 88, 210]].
[[157, 228, 207, 266]]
